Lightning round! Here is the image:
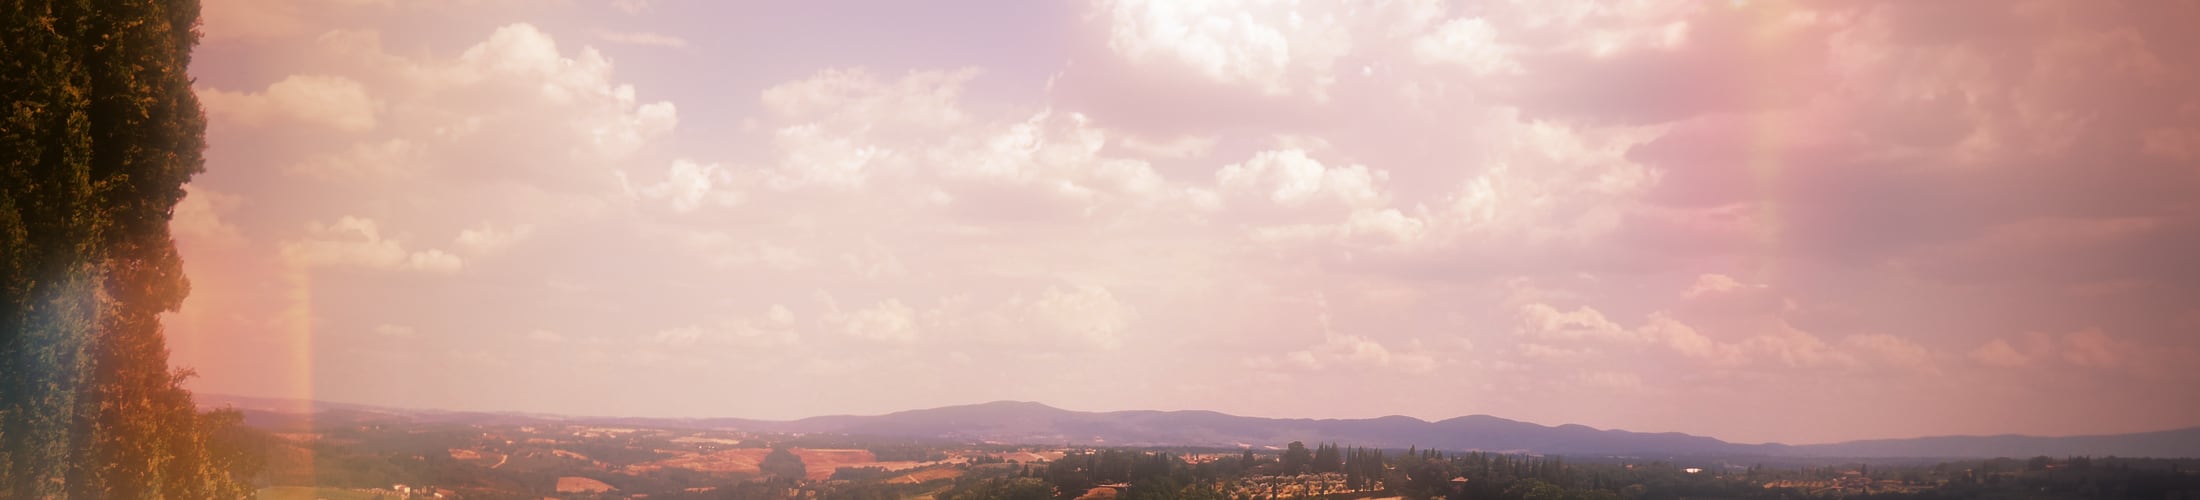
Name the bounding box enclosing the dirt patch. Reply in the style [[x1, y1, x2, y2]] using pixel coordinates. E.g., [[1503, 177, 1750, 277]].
[[626, 448, 767, 474], [792, 449, 877, 481], [627, 448, 925, 481], [671, 436, 744, 446], [994, 451, 1065, 463], [886, 467, 964, 485], [556, 476, 614, 493]]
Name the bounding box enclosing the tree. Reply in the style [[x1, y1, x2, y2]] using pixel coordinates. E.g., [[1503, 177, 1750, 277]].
[[762, 446, 807, 482], [2028, 456, 2054, 472], [948, 477, 1055, 500], [1045, 454, 1095, 494], [1122, 475, 1182, 500], [1282, 441, 1312, 475], [1314, 443, 1340, 473], [1346, 448, 1366, 490], [1505, 478, 1568, 500], [4, 0, 253, 497]]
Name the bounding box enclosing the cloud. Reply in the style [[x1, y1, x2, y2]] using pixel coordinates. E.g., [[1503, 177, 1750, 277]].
[[1216, 149, 1387, 209], [199, 0, 388, 41], [1413, 17, 1519, 76], [1572, 370, 1645, 392], [449, 24, 679, 163], [280, 217, 462, 273], [1510, 276, 1944, 375], [737, 68, 1191, 232], [1009, 285, 1135, 351], [746, 67, 986, 193], [1516, 302, 1638, 343], [172, 185, 246, 250], [1243, 295, 1436, 374], [289, 139, 422, 181], [1098, 0, 1328, 96], [832, 299, 920, 344], [1094, 0, 1442, 98], [626, 159, 732, 212], [1339, 208, 1429, 245], [1431, 120, 1658, 241], [250, 24, 679, 192], [200, 74, 379, 132], [454, 222, 535, 256], [595, 30, 687, 48], [1737, 330, 1854, 370], [1683, 273, 1757, 298], [1113, 134, 1217, 159], [2059, 328, 2127, 368], [675, 231, 817, 272], [761, 67, 976, 131], [1517, 342, 1593, 362], [1840, 333, 1935, 372], [373, 324, 418, 338], [1248, 333, 1436, 374], [1968, 328, 2170, 376], [855, 285, 1141, 352], [1969, 338, 2032, 368], [527, 329, 566, 343], [609, 0, 648, 14], [646, 304, 800, 349], [1637, 313, 1742, 364]]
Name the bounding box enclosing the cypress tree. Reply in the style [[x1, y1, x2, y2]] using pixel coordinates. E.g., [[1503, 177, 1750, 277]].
[[2, 0, 251, 497]]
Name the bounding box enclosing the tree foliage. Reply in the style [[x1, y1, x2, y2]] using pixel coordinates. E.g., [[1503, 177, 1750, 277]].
[[945, 477, 1055, 500], [760, 446, 806, 482], [2, 0, 251, 497], [1280, 441, 1311, 475]]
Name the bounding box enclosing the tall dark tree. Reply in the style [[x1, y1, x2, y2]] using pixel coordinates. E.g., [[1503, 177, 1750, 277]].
[[1281, 441, 1312, 475], [2, 0, 249, 497], [761, 447, 807, 482], [1313, 443, 1340, 473]]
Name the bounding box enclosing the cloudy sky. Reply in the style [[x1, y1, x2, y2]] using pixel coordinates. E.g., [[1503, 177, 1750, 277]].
[[172, 0, 2200, 445]]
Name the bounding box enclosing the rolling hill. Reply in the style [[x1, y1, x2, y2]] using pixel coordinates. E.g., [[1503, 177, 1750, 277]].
[[198, 395, 2200, 458]]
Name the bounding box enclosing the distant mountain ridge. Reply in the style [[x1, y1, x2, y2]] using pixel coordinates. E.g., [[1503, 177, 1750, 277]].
[[198, 395, 2200, 459]]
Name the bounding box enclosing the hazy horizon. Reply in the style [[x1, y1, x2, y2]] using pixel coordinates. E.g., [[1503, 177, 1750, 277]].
[[169, 0, 2200, 446], [203, 391, 2200, 448]]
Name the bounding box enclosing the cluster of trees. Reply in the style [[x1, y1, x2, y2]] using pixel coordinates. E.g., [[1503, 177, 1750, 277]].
[[947, 445, 1595, 499], [943, 476, 1059, 500], [944, 450, 1230, 500], [932, 446, 1881, 500], [3, 1, 257, 498], [760, 446, 806, 482], [1875, 456, 2200, 499], [1277, 441, 1389, 489], [1041, 449, 1181, 490], [827, 465, 897, 482]]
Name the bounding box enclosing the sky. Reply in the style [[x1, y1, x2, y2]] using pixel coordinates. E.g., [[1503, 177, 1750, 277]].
[[169, 0, 2200, 445]]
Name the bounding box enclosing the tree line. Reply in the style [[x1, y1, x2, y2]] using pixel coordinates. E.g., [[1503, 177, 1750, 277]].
[[927, 445, 2200, 500]]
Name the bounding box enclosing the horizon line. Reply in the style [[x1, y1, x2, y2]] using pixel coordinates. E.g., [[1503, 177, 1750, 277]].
[[192, 392, 2200, 448]]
